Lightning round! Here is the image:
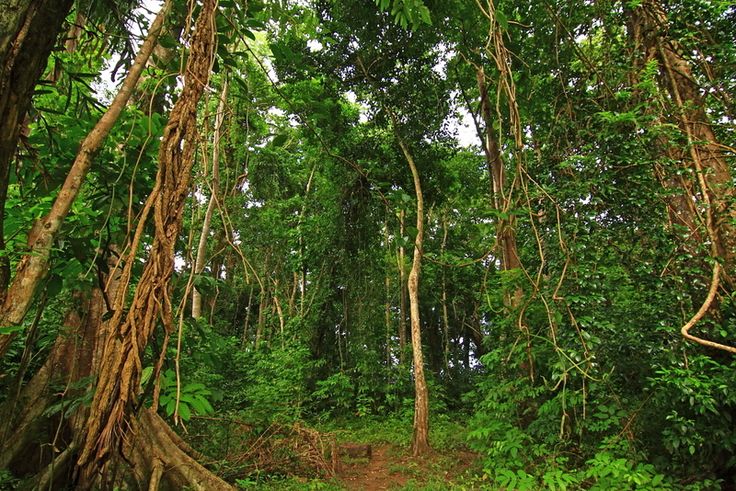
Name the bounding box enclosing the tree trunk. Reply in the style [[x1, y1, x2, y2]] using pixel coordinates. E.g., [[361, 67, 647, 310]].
[[242, 282, 255, 347], [476, 67, 522, 276], [0, 0, 33, 63], [0, 285, 103, 474], [440, 213, 450, 371], [192, 79, 228, 318], [392, 121, 431, 456], [0, 0, 74, 302], [384, 219, 393, 369], [628, 0, 736, 285], [1, 247, 231, 488], [0, 0, 170, 359], [76, 0, 217, 483], [397, 209, 408, 363], [125, 409, 234, 490]]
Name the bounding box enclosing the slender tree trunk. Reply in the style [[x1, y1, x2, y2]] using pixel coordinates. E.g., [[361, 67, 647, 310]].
[[273, 280, 286, 349], [476, 67, 522, 276], [0, 0, 74, 302], [441, 213, 450, 371], [255, 286, 267, 350], [384, 219, 393, 369], [0, 0, 171, 359], [392, 120, 431, 456], [242, 282, 254, 347], [288, 271, 298, 317], [397, 209, 408, 363], [192, 79, 228, 318]]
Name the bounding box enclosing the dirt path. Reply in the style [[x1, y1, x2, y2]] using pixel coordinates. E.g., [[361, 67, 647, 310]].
[[338, 445, 409, 491], [337, 443, 477, 490]]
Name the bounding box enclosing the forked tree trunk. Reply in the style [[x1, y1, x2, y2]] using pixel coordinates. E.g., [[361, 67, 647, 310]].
[[0, 0, 171, 359], [0, 0, 74, 302], [392, 121, 431, 456], [77, 0, 219, 483]]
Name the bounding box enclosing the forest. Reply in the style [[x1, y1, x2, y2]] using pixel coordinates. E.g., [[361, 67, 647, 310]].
[[0, 0, 734, 489]]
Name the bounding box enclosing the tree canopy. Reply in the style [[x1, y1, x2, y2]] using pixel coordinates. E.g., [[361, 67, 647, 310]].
[[0, 0, 734, 488]]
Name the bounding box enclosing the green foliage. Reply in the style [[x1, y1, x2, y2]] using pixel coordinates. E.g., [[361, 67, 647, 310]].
[[0, 469, 20, 490], [42, 375, 95, 420], [153, 368, 215, 422], [236, 475, 343, 490], [237, 345, 314, 424], [2, 0, 736, 488], [375, 0, 432, 29]]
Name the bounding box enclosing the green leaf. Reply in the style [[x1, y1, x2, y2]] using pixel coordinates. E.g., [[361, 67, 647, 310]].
[[183, 382, 205, 391], [0, 324, 24, 335], [158, 34, 178, 49], [194, 394, 214, 414], [165, 399, 176, 417], [178, 402, 192, 421], [272, 134, 289, 147], [140, 366, 154, 387], [495, 9, 509, 30]]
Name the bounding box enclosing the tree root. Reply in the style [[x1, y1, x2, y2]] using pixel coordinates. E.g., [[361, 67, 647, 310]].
[[124, 408, 234, 490]]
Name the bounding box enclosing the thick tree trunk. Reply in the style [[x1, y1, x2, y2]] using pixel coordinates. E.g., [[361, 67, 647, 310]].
[[192, 79, 228, 318], [77, 1, 218, 482], [0, 0, 73, 302], [0, 0, 170, 359], [393, 123, 431, 456], [0, 0, 33, 62], [628, 0, 736, 285], [1, 249, 231, 488], [0, 286, 102, 473], [126, 409, 234, 490]]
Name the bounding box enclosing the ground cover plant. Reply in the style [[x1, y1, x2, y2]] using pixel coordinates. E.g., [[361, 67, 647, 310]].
[[0, 0, 734, 488]]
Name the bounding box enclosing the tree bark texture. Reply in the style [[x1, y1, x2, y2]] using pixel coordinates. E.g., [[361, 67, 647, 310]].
[[397, 209, 408, 363], [77, 0, 218, 482], [0, 287, 102, 474], [1, 249, 232, 488], [0, 0, 33, 63], [393, 125, 431, 456], [0, 0, 73, 303], [476, 67, 522, 275], [628, 0, 736, 284], [0, 0, 170, 359]]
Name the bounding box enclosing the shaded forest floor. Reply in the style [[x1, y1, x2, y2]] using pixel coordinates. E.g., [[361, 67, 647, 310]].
[[337, 443, 478, 490], [238, 416, 482, 490]]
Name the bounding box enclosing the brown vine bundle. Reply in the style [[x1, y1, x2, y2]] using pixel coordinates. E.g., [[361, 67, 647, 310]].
[[76, 0, 219, 483]]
